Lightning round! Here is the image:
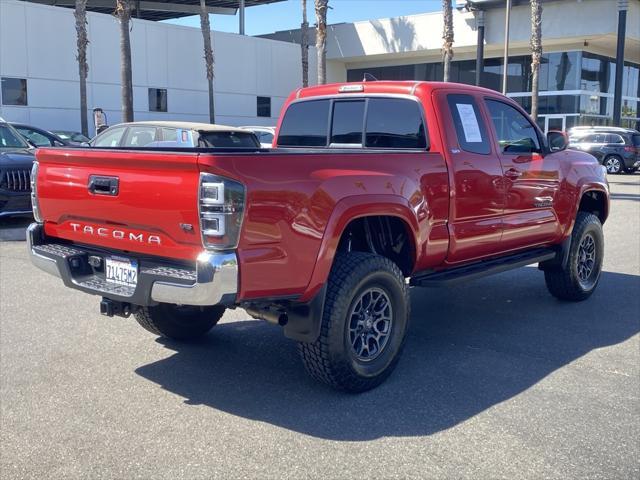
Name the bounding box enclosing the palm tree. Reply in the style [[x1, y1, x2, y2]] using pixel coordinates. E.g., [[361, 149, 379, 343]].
[[115, 0, 133, 122], [74, 0, 89, 136], [315, 0, 328, 85], [530, 0, 543, 121], [301, 0, 309, 87], [442, 0, 454, 82], [199, 0, 215, 123]]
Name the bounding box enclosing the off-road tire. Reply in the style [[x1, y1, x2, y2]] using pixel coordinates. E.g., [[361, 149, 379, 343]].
[[298, 252, 410, 393], [135, 303, 225, 341], [544, 212, 603, 301], [603, 155, 624, 174]]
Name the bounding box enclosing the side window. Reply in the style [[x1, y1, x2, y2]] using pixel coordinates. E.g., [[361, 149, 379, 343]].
[[122, 126, 157, 147], [365, 98, 427, 149], [259, 131, 274, 144], [277, 100, 330, 147], [330, 100, 365, 145], [607, 134, 624, 144], [93, 127, 126, 147], [161, 128, 178, 142], [447, 94, 491, 155], [485, 99, 541, 154]]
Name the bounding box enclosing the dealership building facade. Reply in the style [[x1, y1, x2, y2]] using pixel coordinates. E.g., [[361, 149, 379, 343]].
[[266, 0, 640, 132]]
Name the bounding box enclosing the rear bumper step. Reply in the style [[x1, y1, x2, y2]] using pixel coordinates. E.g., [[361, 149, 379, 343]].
[[410, 248, 557, 287], [27, 223, 238, 307]]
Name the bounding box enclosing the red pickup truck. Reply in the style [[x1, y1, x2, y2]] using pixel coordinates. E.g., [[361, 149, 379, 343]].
[[29, 81, 609, 392]]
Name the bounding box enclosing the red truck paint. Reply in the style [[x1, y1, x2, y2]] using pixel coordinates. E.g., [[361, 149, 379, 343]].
[[35, 81, 609, 303]]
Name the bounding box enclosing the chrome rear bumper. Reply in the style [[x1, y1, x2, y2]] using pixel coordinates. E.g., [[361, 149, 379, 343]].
[[27, 222, 237, 306]]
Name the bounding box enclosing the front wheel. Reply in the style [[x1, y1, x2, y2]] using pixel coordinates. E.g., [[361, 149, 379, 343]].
[[135, 303, 225, 341], [603, 155, 624, 174], [298, 252, 410, 393], [544, 212, 604, 301]]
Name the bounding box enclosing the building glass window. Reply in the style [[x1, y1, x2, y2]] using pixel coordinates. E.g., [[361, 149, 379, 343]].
[[148, 88, 167, 112], [257, 96, 271, 117], [1, 78, 28, 106], [546, 52, 580, 91]]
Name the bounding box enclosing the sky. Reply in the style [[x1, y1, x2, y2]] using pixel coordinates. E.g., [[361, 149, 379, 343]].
[[165, 0, 444, 36]]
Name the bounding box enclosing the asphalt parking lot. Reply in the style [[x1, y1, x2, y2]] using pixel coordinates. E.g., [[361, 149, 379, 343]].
[[1, 175, 638, 479]]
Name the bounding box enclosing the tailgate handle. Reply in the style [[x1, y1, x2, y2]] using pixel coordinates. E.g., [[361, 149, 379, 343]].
[[88, 175, 119, 196]]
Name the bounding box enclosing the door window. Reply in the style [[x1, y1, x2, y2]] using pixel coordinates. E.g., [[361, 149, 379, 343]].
[[92, 126, 126, 147], [122, 126, 157, 147], [485, 99, 541, 154], [606, 134, 624, 144], [447, 94, 490, 154]]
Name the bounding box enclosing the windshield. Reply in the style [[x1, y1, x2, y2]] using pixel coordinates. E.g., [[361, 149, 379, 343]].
[[632, 134, 640, 147], [0, 124, 29, 148]]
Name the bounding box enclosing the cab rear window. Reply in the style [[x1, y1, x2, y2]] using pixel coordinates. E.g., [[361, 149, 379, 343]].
[[278, 97, 427, 149]]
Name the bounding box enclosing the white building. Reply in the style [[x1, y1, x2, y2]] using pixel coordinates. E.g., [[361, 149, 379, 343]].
[[0, 0, 316, 135]]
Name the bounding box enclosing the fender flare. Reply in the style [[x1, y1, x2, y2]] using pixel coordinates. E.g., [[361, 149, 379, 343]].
[[299, 194, 421, 303]]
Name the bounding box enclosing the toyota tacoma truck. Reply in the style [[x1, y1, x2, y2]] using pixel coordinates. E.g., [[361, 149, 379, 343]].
[[28, 81, 609, 392]]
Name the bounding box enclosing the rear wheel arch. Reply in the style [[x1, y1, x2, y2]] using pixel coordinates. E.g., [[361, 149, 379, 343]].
[[300, 196, 421, 302], [336, 215, 416, 277]]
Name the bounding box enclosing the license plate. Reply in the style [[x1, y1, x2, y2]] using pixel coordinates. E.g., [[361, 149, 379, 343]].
[[105, 257, 138, 287]]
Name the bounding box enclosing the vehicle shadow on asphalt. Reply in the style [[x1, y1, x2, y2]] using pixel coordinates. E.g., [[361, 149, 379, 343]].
[[135, 268, 640, 440]]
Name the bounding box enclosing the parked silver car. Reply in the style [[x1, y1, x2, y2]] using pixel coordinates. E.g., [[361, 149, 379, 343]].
[[91, 121, 260, 149]]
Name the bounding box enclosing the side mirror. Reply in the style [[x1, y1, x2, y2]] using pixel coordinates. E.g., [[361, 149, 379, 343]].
[[547, 130, 568, 152]]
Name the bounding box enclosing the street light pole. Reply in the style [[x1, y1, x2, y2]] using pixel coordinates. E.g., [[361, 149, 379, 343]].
[[502, 0, 512, 95]]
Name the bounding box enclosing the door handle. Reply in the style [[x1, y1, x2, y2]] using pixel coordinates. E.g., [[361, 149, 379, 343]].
[[88, 175, 119, 196], [504, 168, 522, 179]]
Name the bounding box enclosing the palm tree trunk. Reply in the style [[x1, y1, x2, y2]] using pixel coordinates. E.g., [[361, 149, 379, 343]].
[[74, 0, 89, 136], [315, 0, 328, 85], [301, 0, 309, 87], [442, 0, 454, 82], [115, 0, 133, 122], [199, 0, 215, 123], [530, 0, 543, 121]]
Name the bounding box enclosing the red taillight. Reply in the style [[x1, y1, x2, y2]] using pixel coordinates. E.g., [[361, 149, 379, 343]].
[[624, 146, 633, 152]]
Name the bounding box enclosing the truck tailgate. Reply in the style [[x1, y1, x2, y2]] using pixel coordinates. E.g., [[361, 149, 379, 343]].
[[36, 148, 203, 261]]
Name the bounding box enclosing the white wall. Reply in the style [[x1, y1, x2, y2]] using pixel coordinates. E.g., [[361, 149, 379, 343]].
[[0, 0, 317, 135]]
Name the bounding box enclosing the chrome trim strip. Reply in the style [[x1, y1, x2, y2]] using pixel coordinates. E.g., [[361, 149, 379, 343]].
[[27, 223, 61, 278], [151, 251, 238, 306]]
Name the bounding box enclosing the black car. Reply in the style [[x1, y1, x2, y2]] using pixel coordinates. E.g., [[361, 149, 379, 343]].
[[0, 120, 34, 218], [568, 127, 640, 174], [10, 123, 71, 148]]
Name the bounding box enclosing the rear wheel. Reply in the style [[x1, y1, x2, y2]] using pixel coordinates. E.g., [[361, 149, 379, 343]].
[[603, 155, 624, 174], [298, 252, 410, 393], [544, 212, 603, 301], [135, 303, 225, 341]]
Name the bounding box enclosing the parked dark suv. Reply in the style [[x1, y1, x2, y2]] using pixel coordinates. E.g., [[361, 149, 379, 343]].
[[0, 119, 34, 217], [568, 127, 640, 174]]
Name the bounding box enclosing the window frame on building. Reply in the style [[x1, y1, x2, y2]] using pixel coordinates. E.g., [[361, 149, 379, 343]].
[[148, 88, 168, 113], [257, 96, 271, 118], [1, 77, 28, 106]]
